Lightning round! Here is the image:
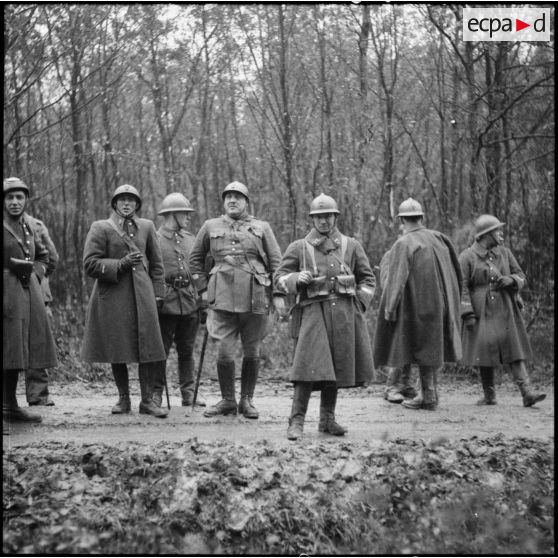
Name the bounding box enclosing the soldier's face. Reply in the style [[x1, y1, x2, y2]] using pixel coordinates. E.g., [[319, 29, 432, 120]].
[[312, 213, 336, 235], [4, 191, 27, 218], [115, 195, 138, 217], [224, 192, 248, 219], [173, 211, 190, 228], [491, 229, 504, 246]]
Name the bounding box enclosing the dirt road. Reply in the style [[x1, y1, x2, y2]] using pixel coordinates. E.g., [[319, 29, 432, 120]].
[[4, 380, 553, 447]]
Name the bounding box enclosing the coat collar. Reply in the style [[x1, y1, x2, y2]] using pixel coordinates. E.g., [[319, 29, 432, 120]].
[[403, 224, 425, 235], [471, 241, 498, 259], [110, 211, 138, 229], [159, 225, 189, 240], [305, 227, 342, 252], [222, 214, 252, 227]]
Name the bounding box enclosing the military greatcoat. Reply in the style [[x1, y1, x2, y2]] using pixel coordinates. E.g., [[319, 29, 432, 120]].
[[373, 225, 462, 368], [275, 227, 376, 388], [3, 216, 58, 370], [81, 212, 166, 364], [458, 242, 531, 366]]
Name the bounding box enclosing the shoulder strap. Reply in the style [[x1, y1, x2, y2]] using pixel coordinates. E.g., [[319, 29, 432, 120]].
[[304, 241, 318, 275], [106, 218, 147, 271]]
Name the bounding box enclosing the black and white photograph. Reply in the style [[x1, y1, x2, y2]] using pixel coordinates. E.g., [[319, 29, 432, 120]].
[[3, 2, 554, 555]]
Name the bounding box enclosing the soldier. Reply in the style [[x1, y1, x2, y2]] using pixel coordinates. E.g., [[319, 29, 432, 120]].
[[81, 184, 168, 418], [275, 194, 376, 440], [3, 177, 58, 424], [189, 181, 284, 419], [152, 193, 206, 408], [459, 215, 545, 407], [374, 198, 462, 410], [24, 212, 59, 406]]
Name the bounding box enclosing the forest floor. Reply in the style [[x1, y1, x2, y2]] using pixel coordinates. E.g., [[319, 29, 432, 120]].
[[3, 379, 554, 555]]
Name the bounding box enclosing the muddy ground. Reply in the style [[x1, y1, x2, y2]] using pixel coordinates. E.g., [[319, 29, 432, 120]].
[[3, 378, 554, 447]]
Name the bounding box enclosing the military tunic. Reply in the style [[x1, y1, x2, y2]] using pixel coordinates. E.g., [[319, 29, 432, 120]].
[[459, 242, 531, 366], [275, 227, 376, 388], [3, 216, 58, 370], [81, 212, 166, 364]]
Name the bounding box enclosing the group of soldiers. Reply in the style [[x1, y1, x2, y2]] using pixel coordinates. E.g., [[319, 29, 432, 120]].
[[3, 177, 545, 440]]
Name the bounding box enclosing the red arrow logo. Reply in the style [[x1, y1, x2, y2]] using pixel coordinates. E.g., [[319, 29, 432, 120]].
[[516, 18, 530, 31]]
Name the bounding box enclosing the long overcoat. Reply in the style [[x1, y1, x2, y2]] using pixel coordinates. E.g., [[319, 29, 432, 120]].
[[81, 213, 166, 364], [275, 227, 376, 388], [373, 225, 462, 368], [458, 242, 531, 366], [3, 217, 58, 370]]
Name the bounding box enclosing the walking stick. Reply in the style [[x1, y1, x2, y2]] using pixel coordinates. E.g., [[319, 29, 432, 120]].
[[192, 327, 209, 409], [164, 372, 171, 410]]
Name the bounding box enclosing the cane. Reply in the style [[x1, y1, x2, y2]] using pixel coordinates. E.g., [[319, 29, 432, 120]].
[[192, 327, 209, 409], [164, 372, 171, 410]]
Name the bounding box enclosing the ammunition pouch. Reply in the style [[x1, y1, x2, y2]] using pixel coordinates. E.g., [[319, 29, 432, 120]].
[[169, 277, 191, 289], [306, 276, 328, 299], [252, 273, 272, 315], [335, 274, 356, 296]]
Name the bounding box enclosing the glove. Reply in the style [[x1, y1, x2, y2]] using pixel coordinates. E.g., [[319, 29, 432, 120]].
[[496, 275, 515, 290], [199, 307, 208, 325], [9, 257, 34, 278], [464, 315, 477, 330], [296, 270, 313, 286], [118, 251, 142, 272], [156, 297, 164, 310]]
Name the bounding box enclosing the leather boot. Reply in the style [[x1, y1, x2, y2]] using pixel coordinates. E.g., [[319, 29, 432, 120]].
[[238, 357, 259, 419], [179, 356, 205, 407], [25, 368, 54, 405], [111, 364, 131, 414], [383, 368, 404, 403], [3, 370, 42, 423], [477, 367, 497, 405], [151, 361, 166, 408], [287, 382, 313, 440], [400, 364, 418, 398], [318, 386, 347, 435], [402, 366, 438, 410], [138, 363, 168, 418], [509, 361, 546, 407], [204, 360, 237, 417]]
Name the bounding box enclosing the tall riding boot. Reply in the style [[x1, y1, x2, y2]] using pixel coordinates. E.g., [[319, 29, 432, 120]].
[[509, 361, 546, 407], [400, 364, 418, 399], [318, 386, 347, 435], [403, 366, 438, 410], [138, 363, 168, 418], [287, 382, 313, 440], [3, 370, 42, 423], [204, 360, 237, 417], [179, 356, 205, 407], [238, 357, 260, 419], [151, 361, 166, 408], [477, 367, 497, 405], [383, 368, 404, 403], [111, 364, 131, 414]]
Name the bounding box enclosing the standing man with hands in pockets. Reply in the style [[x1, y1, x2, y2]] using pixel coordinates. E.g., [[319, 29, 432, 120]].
[[81, 184, 168, 418]]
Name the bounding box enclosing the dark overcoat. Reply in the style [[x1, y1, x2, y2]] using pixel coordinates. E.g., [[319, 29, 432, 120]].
[[373, 226, 462, 367], [275, 227, 376, 388], [458, 242, 531, 366], [81, 213, 166, 363], [3, 217, 58, 370]]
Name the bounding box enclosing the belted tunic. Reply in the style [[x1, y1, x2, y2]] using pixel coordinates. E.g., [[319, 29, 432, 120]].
[[275, 227, 376, 387], [458, 242, 531, 366], [3, 216, 58, 370], [81, 212, 166, 364]]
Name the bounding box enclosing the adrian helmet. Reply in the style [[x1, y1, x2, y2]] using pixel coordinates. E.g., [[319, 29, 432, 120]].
[[222, 181, 249, 201], [158, 193, 195, 215], [397, 197, 424, 217], [111, 184, 142, 211], [3, 177, 30, 197], [474, 214, 505, 240], [309, 193, 340, 216]]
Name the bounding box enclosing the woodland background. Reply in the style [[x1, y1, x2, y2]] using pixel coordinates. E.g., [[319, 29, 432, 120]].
[[3, 3, 555, 378]]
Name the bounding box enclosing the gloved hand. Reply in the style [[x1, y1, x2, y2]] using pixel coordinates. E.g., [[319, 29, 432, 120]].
[[297, 270, 313, 286], [199, 307, 208, 325], [118, 251, 143, 272], [496, 275, 515, 290], [273, 296, 287, 318], [156, 297, 164, 310], [9, 257, 34, 278], [464, 315, 477, 330]]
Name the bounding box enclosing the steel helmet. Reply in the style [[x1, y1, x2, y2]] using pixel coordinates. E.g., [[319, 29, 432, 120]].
[[3, 177, 29, 197], [397, 197, 424, 217], [309, 193, 340, 216], [158, 193, 195, 215], [111, 184, 142, 211], [474, 214, 505, 240], [222, 181, 249, 201]]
